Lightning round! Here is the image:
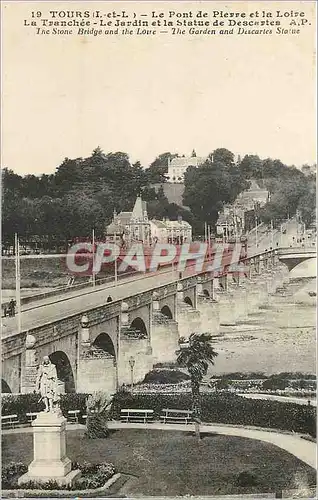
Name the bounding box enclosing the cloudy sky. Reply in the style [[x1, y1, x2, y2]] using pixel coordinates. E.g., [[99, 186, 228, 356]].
[[2, 1, 316, 175]]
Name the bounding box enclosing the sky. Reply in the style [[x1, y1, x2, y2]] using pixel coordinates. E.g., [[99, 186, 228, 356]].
[[1, 1, 317, 175]]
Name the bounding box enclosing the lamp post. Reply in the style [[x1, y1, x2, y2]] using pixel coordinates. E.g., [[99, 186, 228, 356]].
[[129, 356, 135, 389]]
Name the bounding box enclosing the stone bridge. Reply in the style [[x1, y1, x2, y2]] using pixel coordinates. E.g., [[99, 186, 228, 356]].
[[2, 250, 280, 395], [277, 247, 316, 271]]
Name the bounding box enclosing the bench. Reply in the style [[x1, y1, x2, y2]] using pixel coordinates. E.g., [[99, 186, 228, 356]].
[[67, 410, 80, 424], [26, 412, 38, 424], [2, 414, 19, 428], [160, 408, 193, 424], [121, 409, 154, 423]]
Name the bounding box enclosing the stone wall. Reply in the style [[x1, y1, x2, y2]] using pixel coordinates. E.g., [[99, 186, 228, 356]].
[[151, 313, 179, 363], [77, 356, 116, 393], [118, 337, 153, 385]]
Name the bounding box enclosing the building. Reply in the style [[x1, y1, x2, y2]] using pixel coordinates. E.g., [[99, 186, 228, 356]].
[[165, 151, 207, 183], [106, 197, 192, 244], [106, 196, 151, 244], [216, 181, 269, 237]]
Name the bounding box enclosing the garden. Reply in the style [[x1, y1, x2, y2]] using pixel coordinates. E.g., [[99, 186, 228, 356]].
[[2, 429, 316, 497]]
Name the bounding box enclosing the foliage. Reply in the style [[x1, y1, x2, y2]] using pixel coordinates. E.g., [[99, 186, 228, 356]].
[[183, 149, 250, 229], [2, 462, 28, 489], [146, 152, 178, 183], [110, 391, 316, 437], [1, 393, 88, 422], [2, 148, 151, 244], [214, 378, 233, 391], [214, 372, 268, 380], [3, 145, 316, 245], [2, 461, 116, 490], [85, 392, 114, 439], [235, 470, 259, 487], [176, 332, 218, 417], [141, 369, 190, 385]]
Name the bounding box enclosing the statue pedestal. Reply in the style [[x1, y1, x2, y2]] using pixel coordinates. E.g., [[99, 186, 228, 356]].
[[18, 411, 81, 487]]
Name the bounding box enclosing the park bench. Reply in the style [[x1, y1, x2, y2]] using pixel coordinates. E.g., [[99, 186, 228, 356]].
[[160, 408, 193, 424], [121, 408, 154, 423], [2, 414, 19, 428], [26, 412, 38, 424], [67, 409, 80, 424]]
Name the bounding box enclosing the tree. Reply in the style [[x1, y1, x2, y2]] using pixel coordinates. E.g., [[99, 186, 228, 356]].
[[147, 152, 178, 183], [212, 148, 235, 166], [183, 154, 249, 229], [239, 155, 263, 179], [176, 332, 218, 441]]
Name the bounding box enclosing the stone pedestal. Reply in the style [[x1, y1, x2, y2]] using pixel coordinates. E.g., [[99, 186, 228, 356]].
[[18, 411, 80, 486]]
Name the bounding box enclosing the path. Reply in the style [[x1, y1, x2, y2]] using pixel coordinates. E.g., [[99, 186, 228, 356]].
[[3, 421, 316, 470], [107, 422, 317, 469], [238, 393, 317, 406]]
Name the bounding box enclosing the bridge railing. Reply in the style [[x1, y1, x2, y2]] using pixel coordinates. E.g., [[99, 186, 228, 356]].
[[1, 245, 287, 315]]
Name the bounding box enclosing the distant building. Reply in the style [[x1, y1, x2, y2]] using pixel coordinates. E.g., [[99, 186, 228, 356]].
[[106, 196, 151, 244], [216, 181, 269, 237], [106, 196, 192, 244], [165, 151, 207, 183]]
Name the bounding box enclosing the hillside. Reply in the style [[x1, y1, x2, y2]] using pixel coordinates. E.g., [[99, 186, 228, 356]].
[[152, 182, 187, 207]]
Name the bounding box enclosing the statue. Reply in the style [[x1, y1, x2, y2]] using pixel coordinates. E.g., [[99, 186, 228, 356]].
[[35, 356, 58, 413]]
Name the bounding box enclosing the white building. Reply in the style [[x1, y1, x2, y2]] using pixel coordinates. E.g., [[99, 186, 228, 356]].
[[165, 151, 207, 183], [106, 197, 192, 244]]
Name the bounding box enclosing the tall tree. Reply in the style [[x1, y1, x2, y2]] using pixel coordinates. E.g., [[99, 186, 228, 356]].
[[176, 333, 218, 441], [183, 152, 249, 228], [212, 148, 235, 166], [147, 152, 178, 183]]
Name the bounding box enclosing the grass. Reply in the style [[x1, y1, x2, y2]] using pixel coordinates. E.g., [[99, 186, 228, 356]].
[[2, 429, 316, 496]]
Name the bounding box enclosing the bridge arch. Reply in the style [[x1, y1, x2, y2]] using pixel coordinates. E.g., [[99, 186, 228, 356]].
[[93, 332, 116, 358], [130, 317, 148, 337], [49, 351, 75, 393], [184, 296, 193, 307], [1, 379, 12, 393], [106, 296, 113, 303], [161, 305, 173, 319]]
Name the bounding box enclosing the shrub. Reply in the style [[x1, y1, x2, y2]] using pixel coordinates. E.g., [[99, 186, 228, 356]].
[[110, 391, 316, 437], [215, 372, 268, 380], [141, 369, 190, 385], [85, 414, 110, 439], [1, 393, 89, 423], [236, 470, 259, 487], [2, 461, 116, 490], [2, 462, 27, 489]]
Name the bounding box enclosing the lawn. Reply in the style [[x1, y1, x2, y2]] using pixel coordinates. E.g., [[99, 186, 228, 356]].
[[2, 429, 316, 496]]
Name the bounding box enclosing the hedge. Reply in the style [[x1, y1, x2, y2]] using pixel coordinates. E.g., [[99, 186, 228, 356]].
[[3, 391, 316, 438], [2, 393, 88, 423], [110, 391, 316, 437], [141, 369, 190, 385]]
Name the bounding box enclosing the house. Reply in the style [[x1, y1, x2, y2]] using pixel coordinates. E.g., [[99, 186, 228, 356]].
[[216, 181, 269, 237], [165, 151, 207, 183], [106, 196, 192, 244], [106, 196, 151, 243]]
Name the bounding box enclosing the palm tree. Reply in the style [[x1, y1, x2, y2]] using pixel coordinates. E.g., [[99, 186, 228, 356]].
[[176, 332, 218, 441]]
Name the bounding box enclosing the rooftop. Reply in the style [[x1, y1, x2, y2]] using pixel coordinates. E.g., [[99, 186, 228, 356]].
[[170, 156, 207, 168]]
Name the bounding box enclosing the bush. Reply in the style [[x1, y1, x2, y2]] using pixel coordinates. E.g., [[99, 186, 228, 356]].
[[2, 461, 116, 490], [110, 392, 316, 437], [215, 372, 268, 380], [85, 414, 110, 439], [141, 369, 190, 385], [2, 462, 28, 489], [1, 393, 89, 423], [236, 470, 259, 487]]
